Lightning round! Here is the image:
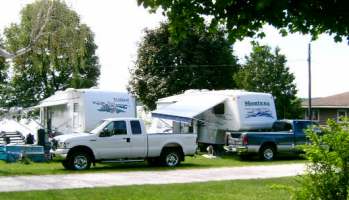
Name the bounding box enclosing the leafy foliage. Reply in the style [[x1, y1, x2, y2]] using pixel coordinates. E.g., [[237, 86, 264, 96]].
[[2, 0, 100, 108], [128, 23, 239, 110], [138, 0, 349, 43], [0, 36, 10, 107], [295, 119, 349, 200], [234, 43, 302, 119]]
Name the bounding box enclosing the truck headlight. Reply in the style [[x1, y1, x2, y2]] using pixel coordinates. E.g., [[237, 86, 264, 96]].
[[58, 142, 69, 149]]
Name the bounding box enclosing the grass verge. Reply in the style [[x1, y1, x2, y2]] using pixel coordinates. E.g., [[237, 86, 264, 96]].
[[0, 153, 305, 176], [0, 177, 299, 200]]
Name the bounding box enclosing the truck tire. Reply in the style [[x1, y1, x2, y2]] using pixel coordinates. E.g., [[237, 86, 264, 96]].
[[259, 145, 276, 161], [161, 148, 181, 167], [67, 151, 92, 170], [62, 159, 72, 170], [147, 158, 160, 166]]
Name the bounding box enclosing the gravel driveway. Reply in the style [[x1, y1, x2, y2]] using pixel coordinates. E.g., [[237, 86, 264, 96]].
[[0, 163, 305, 192]]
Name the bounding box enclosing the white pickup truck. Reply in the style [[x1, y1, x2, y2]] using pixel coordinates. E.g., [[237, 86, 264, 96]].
[[51, 118, 197, 170]]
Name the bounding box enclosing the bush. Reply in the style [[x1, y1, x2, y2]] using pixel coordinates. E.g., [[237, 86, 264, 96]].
[[295, 119, 349, 200]]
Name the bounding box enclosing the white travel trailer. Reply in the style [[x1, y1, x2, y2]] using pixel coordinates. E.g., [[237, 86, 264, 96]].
[[36, 88, 136, 134], [151, 90, 277, 145]]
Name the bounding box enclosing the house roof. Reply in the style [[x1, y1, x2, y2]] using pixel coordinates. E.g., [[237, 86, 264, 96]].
[[302, 92, 349, 108]]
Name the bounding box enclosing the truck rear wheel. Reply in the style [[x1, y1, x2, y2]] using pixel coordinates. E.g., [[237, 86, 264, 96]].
[[147, 158, 160, 166], [66, 151, 91, 170], [161, 148, 181, 167], [259, 145, 276, 161]]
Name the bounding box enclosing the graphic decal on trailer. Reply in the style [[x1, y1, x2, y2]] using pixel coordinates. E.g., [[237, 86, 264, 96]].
[[244, 101, 274, 119], [92, 98, 129, 113], [245, 108, 273, 118]]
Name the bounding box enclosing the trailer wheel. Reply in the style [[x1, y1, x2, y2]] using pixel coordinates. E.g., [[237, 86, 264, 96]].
[[161, 148, 181, 167], [67, 151, 91, 170], [259, 145, 276, 161]]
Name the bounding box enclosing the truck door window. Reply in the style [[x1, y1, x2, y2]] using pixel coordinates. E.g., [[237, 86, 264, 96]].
[[100, 122, 114, 137], [131, 120, 142, 135], [113, 121, 127, 135], [272, 122, 292, 131], [294, 121, 311, 134]]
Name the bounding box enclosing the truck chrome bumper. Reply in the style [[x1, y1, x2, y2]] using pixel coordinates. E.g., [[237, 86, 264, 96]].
[[51, 148, 69, 159], [224, 145, 248, 153]]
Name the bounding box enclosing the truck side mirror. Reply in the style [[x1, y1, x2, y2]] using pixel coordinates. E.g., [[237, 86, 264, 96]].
[[100, 128, 110, 137]]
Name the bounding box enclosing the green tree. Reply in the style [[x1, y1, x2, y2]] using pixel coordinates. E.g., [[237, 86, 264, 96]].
[[2, 0, 100, 108], [128, 23, 239, 110], [0, 36, 10, 108], [234, 43, 302, 119], [294, 119, 349, 200], [138, 0, 349, 43]]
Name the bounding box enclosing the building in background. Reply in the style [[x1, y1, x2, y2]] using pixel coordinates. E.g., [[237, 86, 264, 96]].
[[302, 92, 349, 125]]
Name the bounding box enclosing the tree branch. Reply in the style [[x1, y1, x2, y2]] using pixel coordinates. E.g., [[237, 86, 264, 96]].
[[0, 0, 54, 59]]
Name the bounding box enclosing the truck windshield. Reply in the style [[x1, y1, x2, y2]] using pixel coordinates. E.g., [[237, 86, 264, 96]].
[[90, 120, 108, 134]]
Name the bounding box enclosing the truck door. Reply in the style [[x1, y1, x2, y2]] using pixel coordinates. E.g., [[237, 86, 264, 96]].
[[272, 121, 293, 152], [128, 120, 147, 158], [293, 121, 310, 146], [93, 120, 131, 159]]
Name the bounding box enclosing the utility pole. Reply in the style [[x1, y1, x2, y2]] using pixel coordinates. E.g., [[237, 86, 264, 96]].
[[308, 42, 312, 120]]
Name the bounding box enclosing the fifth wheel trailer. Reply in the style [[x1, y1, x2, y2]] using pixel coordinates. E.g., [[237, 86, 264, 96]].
[[35, 88, 136, 135], [151, 90, 277, 146]]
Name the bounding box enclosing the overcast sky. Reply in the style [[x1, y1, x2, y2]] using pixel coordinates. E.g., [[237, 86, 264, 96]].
[[1, 0, 348, 98]]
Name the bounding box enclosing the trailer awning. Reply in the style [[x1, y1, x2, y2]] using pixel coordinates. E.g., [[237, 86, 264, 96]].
[[151, 95, 227, 123], [34, 99, 69, 108]]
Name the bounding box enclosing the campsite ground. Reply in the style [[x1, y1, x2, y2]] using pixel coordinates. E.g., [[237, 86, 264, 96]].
[[0, 153, 305, 176]]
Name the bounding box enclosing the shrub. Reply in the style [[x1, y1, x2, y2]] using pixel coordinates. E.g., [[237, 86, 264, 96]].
[[295, 119, 349, 200]]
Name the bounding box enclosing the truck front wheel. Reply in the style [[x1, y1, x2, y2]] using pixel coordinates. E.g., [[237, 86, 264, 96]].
[[161, 149, 181, 167], [66, 151, 92, 170], [259, 145, 276, 161], [62, 159, 72, 170]]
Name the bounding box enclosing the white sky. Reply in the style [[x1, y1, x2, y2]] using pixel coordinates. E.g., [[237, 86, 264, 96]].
[[0, 0, 348, 98]]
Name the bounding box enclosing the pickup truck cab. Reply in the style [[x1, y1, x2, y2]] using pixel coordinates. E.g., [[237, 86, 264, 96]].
[[225, 120, 317, 160], [51, 118, 197, 170]]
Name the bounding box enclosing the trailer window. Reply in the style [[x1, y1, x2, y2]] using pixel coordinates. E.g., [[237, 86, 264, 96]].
[[73, 103, 79, 112], [131, 121, 142, 135], [213, 103, 225, 115]]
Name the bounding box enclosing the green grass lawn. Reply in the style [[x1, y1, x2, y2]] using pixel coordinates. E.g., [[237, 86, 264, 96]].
[[0, 177, 300, 200], [0, 153, 305, 176]]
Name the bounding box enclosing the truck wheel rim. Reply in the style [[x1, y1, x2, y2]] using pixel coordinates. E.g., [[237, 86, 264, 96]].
[[74, 155, 88, 170], [166, 153, 179, 166], [264, 149, 274, 160]]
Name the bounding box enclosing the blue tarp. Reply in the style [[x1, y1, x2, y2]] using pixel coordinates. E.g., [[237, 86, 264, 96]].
[[0, 145, 45, 162]]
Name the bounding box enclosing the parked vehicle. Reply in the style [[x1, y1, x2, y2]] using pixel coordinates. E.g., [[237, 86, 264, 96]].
[[35, 88, 136, 135], [51, 118, 197, 170], [151, 90, 277, 147], [225, 120, 317, 160]]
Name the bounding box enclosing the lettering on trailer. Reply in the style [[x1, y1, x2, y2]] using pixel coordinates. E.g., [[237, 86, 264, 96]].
[[244, 101, 270, 107], [92, 98, 129, 113]]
